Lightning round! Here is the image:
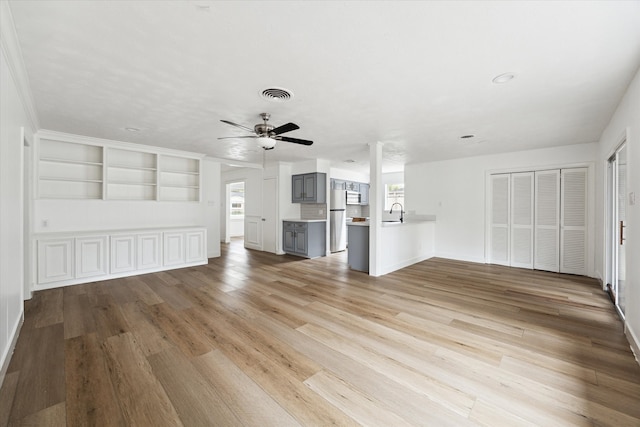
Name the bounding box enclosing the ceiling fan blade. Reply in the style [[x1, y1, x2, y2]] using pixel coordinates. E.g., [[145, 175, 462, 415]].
[[217, 135, 258, 140], [220, 119, 255, 133], [277, 136, 313, 146], [271, 122, 299, 135]]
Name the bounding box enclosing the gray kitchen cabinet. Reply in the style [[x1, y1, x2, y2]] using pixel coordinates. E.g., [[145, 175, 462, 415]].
[[283, 221, 326, 258], [359, 183, 369, 205], [292, 172, 326, 203], [347, 224, 369, 272], [331, 178, 346, 190], [346, 181, 360, 192]]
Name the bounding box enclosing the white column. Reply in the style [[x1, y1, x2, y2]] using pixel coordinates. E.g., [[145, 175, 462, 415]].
[[369, 141, 383, 276]]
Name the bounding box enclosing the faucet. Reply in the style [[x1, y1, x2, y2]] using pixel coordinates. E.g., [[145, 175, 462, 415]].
[[389, 202, 404, 223]]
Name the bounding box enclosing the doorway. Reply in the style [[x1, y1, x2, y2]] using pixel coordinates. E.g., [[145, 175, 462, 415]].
[[227, 181, 245, 241], [608, 142, 627, 317]]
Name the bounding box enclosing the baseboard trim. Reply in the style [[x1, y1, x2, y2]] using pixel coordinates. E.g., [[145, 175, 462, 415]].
[[434, 252, 486, 265], [625, 322, 640, 368], [0, 312, 24, 389], [379, 252, 435, 276]]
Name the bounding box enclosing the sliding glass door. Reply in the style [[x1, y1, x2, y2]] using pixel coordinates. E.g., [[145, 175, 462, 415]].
[[609, 142, 627, 317]]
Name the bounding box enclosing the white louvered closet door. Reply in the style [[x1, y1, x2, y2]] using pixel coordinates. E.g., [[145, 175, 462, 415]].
[[490, 174, 510, 266], [510, 172, 534, 268], [534, 170, 560, 272], [560, 168, 587, 275]]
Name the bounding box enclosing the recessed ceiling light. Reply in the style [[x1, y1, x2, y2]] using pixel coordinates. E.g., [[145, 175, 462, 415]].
[[460, 134, 475, 139], [124, 127, 140, 132], [193, 2, 211, 11], [492, 72, 516, 84]]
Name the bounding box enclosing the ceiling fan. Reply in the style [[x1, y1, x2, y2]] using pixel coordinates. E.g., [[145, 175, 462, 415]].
[[218, 113, 313, 150]]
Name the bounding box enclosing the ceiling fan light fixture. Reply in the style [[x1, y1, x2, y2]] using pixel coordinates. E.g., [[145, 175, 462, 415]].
[[257, 136, 276, 150]]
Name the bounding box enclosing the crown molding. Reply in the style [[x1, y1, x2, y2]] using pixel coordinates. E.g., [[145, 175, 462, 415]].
[[1, 1, 40, 130]]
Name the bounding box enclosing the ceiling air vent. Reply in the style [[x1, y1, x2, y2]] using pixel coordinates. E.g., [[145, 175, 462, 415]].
[[260, 87, 294, 102]]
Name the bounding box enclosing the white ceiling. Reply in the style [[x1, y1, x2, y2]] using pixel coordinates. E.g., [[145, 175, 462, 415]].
[[8, 1, 640, 173]]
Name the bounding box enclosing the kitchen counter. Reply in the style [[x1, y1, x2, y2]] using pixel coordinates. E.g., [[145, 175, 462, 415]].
[[346, 216, 437, 276], [346, 218, 436, 227]]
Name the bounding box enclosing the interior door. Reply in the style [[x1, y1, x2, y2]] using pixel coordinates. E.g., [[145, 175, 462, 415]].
[[490, 174, 510, 266], [534, 170, 560, 272], [560, 168, 587, 275], [510, 172, 534, 268], [262, 178, 277, 254]]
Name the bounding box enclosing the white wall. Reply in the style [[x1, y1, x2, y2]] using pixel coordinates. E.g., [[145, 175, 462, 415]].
[[330, 166, 369, 183], [264, 161, 296, 254], [597, 66, 640, 357], [0, 6, 36, 385], [229, 219, 244, 237], [405, 143, 597, 268]]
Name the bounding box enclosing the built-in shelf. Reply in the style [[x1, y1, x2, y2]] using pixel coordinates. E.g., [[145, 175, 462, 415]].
[[107, 181, 157, 186], [38, 139, 104, 199], [40, 157, 103, 166], [37, 138, 201, 202], [105, 148, 158, 200], [109, 164, 158, 172], [159, 155, 200, 202]]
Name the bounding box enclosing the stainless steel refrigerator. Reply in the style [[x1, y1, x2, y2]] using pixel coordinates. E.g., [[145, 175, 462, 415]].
[[330, 189, 347, 252]]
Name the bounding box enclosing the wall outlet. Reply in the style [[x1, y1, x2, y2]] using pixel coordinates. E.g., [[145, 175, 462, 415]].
[[318, 209, 324, 215]]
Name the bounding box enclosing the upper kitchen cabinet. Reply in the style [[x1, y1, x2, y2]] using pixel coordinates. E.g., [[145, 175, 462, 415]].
[[331, 179, 346, 190], [292, 172, 326, 203], [345, 181, 360, 192], [360, 183, 370, 205]]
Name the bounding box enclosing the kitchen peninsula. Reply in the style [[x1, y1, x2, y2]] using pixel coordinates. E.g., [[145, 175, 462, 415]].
[[347, 216, 436, 275]]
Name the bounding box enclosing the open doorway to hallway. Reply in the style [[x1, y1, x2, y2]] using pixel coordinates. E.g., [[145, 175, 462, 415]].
[[227, 181, 245, 242]]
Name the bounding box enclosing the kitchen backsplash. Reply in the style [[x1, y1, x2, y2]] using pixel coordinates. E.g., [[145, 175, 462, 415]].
[[346, 204, 370, 218], [300, 203, 327, 220], [300, 203, 369, 219]]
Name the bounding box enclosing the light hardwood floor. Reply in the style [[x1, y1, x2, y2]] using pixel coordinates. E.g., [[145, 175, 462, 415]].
[[1, 240, 639, 426]]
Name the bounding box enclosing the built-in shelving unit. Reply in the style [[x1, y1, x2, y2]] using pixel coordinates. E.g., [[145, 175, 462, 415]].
[[37, 136, 202, 202], [38, 139, 104, 199], [106, 148, 158, 200], [159, 155, 200, 202]]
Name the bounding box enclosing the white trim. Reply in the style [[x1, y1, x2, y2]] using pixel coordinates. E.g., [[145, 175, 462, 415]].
[[0, 313, 23, 389], [379, 253, 434, 276], [0, 1, 39, 130], [625, 322, 640, 368]]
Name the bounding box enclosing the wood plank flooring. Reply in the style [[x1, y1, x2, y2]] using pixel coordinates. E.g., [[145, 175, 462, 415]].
[[2, 239, 640, 426]]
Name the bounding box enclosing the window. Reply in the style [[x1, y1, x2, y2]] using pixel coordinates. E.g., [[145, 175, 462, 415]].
[[229, 182, 245, 217], [385, 183, 404, 210]]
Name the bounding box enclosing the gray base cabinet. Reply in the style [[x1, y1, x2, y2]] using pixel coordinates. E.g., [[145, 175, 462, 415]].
[[283, 221, 326, 258], [347, 225, 369, 272]]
